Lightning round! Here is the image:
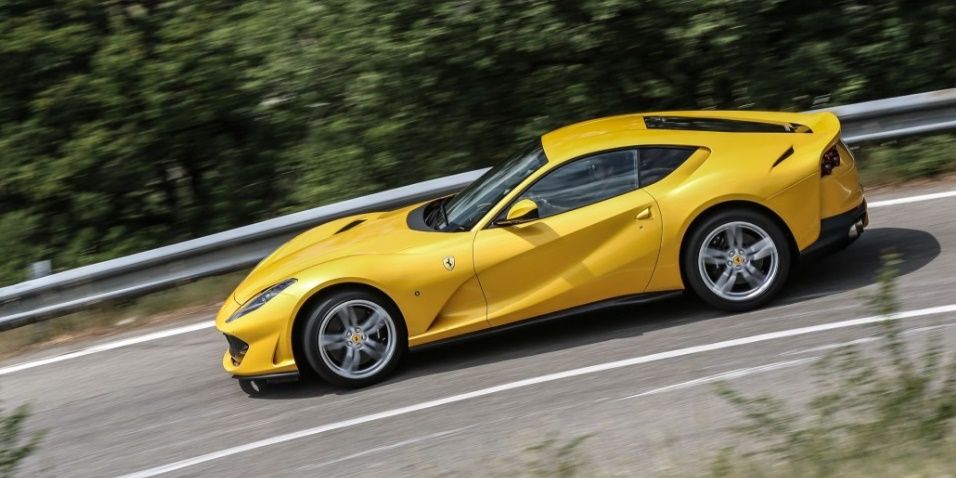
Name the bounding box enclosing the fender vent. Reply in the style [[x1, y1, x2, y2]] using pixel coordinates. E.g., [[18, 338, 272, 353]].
[[772, 147, 795, 168], [335, 219, 365, 234]]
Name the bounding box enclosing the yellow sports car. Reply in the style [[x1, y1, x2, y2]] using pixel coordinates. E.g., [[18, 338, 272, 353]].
[[217, 110, 867, 392]]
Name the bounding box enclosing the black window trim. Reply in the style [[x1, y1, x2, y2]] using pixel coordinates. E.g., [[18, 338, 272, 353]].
[[484, 144, 699, 229]]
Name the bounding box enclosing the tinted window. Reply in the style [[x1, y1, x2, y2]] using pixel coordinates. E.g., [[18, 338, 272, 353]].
[[638, 147, 696, 187], [511, 149, 639, 219]]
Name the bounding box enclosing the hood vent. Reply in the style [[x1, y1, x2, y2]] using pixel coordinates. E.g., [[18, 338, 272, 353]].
[[334, 219, 365, 235]]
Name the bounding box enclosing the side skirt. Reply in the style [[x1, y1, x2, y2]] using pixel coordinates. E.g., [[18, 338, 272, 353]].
[[411, 290, 684, 352]]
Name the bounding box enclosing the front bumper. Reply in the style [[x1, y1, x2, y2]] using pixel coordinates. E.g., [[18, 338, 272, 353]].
[[801, 200, 868, 257], [225, 334, 249, 366], [232, 371, 299, 384], [216, 292, 299, 378]]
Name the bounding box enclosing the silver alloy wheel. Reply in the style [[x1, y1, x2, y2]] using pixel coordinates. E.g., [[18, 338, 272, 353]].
[[317, 299, 397, 380], [697, 221, 779, 301]]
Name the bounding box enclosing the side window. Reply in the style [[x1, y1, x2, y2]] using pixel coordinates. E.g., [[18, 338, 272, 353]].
[[638, 147, 696, 187], [511, 149, 639, 219]]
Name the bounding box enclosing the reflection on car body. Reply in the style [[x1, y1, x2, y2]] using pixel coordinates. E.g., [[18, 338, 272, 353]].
[[216, 110, 867, 392]]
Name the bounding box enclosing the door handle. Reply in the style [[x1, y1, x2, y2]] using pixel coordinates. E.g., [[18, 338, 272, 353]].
[[636, 206, 653, 220]]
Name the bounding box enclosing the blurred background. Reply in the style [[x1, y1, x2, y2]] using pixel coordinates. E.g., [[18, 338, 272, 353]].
[[1, 0, 955, 287], [4, 3, 956, 477]]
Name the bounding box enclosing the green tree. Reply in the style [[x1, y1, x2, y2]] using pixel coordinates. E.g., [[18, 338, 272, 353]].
[[2, 1, 956, 285]]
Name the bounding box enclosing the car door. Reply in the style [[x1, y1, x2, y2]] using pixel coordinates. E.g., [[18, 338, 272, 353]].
[[473, 148, 664, 327]]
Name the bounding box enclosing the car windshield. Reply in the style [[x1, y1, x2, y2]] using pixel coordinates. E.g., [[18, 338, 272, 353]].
[[441, 141, 547, 231]]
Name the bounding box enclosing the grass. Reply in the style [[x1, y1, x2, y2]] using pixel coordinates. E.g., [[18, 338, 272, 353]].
[[0, 397, 44, 478], [521, 434, 592, 478], [0, 270, 247, 358], [854, 133, 956, 185]]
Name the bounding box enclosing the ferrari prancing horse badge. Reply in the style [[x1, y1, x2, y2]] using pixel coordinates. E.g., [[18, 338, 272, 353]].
[[442, 256, 455, 271]]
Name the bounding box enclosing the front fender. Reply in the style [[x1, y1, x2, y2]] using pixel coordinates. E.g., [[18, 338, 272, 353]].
[[281, 245, 485, 355]]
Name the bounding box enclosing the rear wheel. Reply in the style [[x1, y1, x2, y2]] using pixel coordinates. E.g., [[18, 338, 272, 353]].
[[683, 209, 791, 312], [301, 290, 407, 388]]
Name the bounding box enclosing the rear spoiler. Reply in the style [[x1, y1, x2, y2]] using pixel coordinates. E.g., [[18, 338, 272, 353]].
[[800, 111, 842, 146], [640, 110, 841, 143]]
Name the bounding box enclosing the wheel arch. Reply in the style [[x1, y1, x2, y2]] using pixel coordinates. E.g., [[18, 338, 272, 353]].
[[677, 200, 798, 288], [289, 282, 404, 375]]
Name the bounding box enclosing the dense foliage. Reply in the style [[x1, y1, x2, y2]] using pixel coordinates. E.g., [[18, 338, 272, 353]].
[[2, 0, 956, 285]]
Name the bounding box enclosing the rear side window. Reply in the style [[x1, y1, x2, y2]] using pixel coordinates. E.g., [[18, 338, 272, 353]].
[[638, 147, 696, 187]]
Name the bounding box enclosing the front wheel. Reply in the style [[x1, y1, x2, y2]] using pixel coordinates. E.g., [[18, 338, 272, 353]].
[[683, 209, 792, 312], [301, 290, 407, 388]]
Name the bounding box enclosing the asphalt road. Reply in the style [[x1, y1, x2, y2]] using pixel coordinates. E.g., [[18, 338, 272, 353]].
[[3, 183, 956, 477]]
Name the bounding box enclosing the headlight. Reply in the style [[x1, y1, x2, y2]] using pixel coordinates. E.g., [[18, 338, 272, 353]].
[[226, 279, 297, 323]]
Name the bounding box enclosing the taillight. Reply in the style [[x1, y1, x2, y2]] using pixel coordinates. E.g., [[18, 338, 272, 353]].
[[821, 145, 841, 176]]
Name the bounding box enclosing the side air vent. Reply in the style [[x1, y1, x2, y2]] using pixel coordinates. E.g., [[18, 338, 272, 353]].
[[772, 147, 795, 168], [335, 219, 365, 234], [644, 116, 811, 134]]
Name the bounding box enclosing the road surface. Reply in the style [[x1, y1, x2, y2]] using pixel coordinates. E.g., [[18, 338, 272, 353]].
[[3, 183, 956, 477]]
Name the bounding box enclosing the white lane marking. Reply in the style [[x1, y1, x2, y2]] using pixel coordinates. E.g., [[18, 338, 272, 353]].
[[903, 323, 956, 335], [118, 303, 956, 478], [615, 358, 815, 400], [779, 337, 877, 356], [868, 190, 956, 208], [0, 321, 214, 376], [297, 426, 471, 472], [2, 188, 953, 377], [777, 321, 956, 356], [625, 320, 956, 399]]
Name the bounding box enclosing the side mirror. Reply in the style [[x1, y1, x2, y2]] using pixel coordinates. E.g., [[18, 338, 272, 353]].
[[495, 199, 539, 226]]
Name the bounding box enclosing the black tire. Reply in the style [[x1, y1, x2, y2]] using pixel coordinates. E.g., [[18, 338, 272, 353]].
[[238, 378, 266, 395], [682, 208, 792, 312], [300, 289, 408, 388]]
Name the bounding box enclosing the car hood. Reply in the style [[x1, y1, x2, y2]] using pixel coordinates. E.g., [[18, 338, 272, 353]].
[[232, 202, 428, 304]]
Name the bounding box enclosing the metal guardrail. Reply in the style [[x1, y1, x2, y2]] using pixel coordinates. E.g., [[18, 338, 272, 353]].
[[825, 88, 956, 143], [2, 88, 955, 331], [0, 169, 487, 331]]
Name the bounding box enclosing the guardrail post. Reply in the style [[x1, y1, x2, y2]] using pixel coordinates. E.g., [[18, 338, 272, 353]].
[[27, 260, 54, 340], [29, 261, 52, 280]]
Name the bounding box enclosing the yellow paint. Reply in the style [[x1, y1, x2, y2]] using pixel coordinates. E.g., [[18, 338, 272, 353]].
[[216, 110, 865, 378], [503, 198, 539, 223]]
